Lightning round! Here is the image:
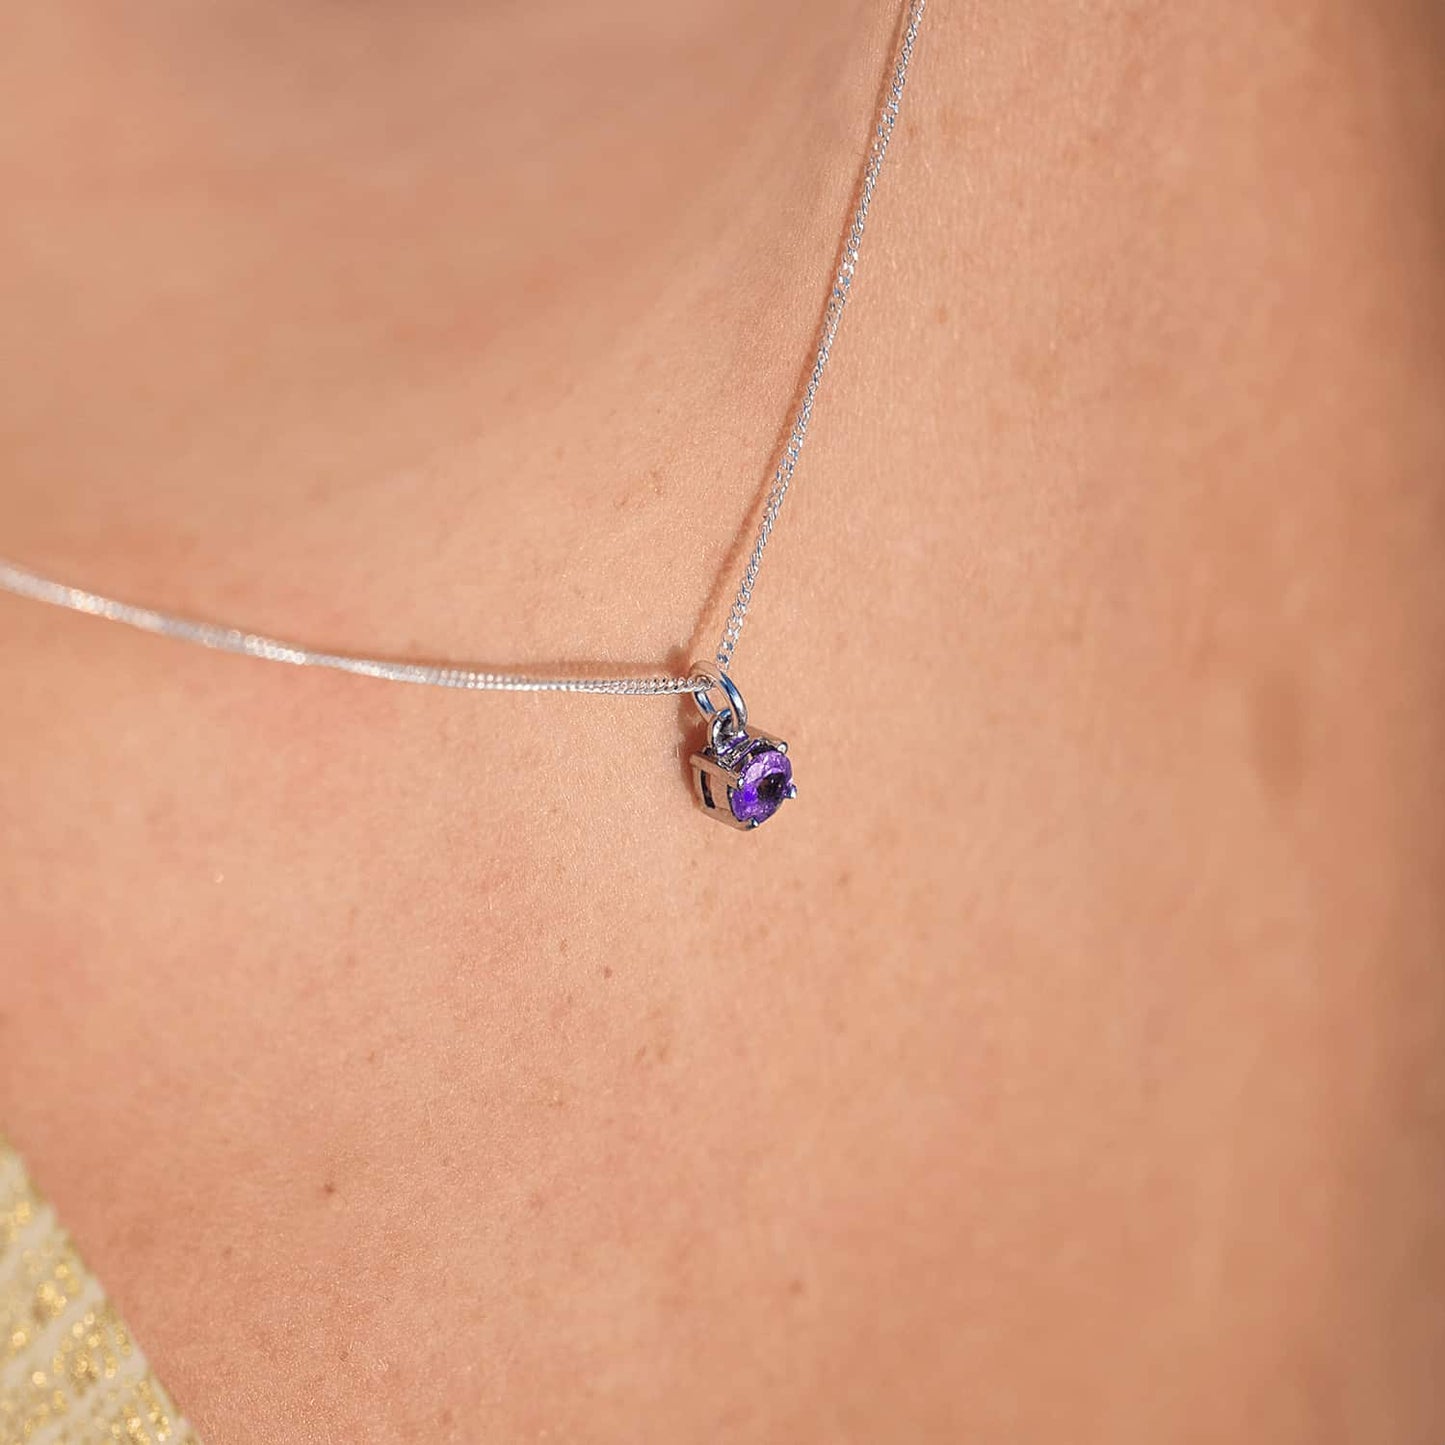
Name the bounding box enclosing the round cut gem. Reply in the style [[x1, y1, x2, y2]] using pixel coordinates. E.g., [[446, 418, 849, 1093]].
[[729, 743, 794, 827]]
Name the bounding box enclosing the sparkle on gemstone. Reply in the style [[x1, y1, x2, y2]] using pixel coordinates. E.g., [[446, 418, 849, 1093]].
[[729, 742, 794, 826]]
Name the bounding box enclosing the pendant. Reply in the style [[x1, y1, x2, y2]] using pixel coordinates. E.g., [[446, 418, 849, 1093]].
[[689, 663, 796, 830]]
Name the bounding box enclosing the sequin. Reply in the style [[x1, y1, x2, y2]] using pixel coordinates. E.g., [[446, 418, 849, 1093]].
[[0, 1138, 201, 1444]]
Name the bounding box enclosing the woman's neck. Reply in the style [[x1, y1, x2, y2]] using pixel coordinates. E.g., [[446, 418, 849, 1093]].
[[1, 1, 893, 662]]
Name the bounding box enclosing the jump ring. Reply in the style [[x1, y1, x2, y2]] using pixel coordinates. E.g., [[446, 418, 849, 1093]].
[[690, 659, 748, 736]]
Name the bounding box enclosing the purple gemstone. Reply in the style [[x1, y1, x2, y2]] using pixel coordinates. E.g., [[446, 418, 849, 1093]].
[[729, 743, 794, 827]]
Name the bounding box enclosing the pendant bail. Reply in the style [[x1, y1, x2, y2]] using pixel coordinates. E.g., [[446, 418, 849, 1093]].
[[690, 660, 749, 738]]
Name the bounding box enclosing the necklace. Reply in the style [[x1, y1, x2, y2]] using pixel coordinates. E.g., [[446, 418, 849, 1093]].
[[0, 1, 926, 831]]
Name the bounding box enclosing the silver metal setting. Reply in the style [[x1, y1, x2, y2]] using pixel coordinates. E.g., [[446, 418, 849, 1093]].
[[690, 727, 796, 831], [688, 662, 796, 828]]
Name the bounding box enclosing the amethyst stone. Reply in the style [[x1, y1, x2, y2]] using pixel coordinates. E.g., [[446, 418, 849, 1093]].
[[728, 741, 795, 827]]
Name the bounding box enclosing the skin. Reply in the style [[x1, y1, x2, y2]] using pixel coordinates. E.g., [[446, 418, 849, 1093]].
[[2, 1, 1443, 1439]]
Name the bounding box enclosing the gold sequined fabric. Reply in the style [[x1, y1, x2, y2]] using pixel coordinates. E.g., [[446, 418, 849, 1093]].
[[0, 1139, 200, 1445]]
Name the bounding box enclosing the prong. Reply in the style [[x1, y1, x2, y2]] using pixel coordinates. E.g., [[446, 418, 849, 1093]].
[[786, 783, 798, 799], [748, 818, 761, 829]]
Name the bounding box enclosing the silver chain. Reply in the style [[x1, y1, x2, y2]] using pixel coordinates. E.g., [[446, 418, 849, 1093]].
[[0, 0, 926, 699], [716, 0, 925, 672], [0, 560, 701, 695]]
